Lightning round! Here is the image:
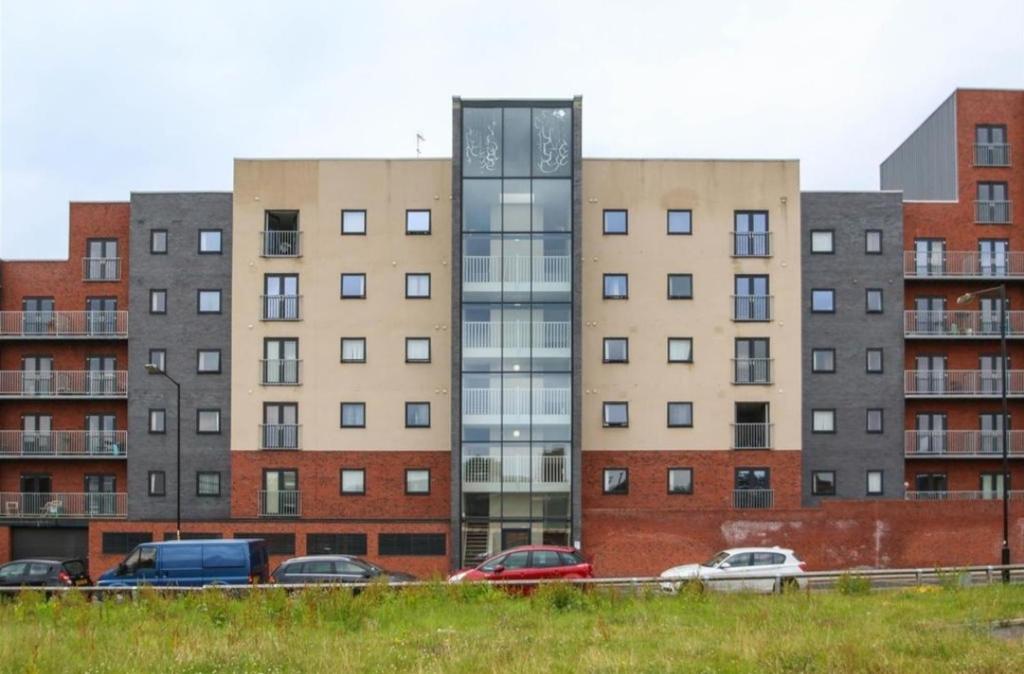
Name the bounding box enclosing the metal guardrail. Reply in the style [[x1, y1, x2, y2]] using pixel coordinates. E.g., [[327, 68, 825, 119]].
[[0, 371, 128, 398], [974, 143, 1011, 167], [732, 358, 773, 384], [731, 295, 773, 321], [259, 424, 301, 450], [82, 258, 121, 281], [260, 359, 302, 385], [260, 295, 302, 321], [903, 251, 1024, 278], [904, 369, 1024, 397], [903, 310, 1024, 338], [260, 231, 302, 257], [0, 311, 128, 338], [0, 430, 127, 458], [904, 430, 1024, 457], [731, 231, 772, 257], [975, 200, 1012, 224], [0, 492, 127, 518], [730, 424, 773, 449], [905, 490, 1024, 501]]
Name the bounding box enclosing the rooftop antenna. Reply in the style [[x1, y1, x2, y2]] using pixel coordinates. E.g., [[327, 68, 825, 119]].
[[416, 133, 425, 158]]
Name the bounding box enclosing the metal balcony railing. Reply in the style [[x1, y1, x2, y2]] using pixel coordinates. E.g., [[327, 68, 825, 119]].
[[260, 359, 301, 385], [0, 371, 127, 398], [462, 321, 571, 351], [731, 423, 773, 449], [903, 251, 1024, 278], [258, 490, 301, 517], [0, 492, 127, 518], [82, 258, 121, 281], [461, 454, 569, 486], [975, 200, 1012, 224], [732, 358, 773, 384], [904, 370, 1024, 397], [462, 388, 571, 418], [974, 143, 1011, 167], [463, 255, 571, 287], [731, 295, 773, 321], [731, 232, 772, 257], [0, 311, 128, 338], [732, 489, 774, 509], [260, 231, 302, 257], [0, 431, 127, 458], [905, 490, 1024, 501], [904, 430, 1024, 458], [259, 424, 301, 450], [903, 310, 1024, 338], [260, 295, 302, 321]]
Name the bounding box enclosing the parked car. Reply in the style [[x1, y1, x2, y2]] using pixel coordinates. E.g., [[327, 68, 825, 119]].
[[271, 555, 416, 585], [448, 545, 593, 584], [0, 558, 92, 587], [659, 547, 807, 593], [97, 539, 269, 587]]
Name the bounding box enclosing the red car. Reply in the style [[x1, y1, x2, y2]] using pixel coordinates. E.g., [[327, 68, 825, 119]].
[[447, 545, 593, 584]]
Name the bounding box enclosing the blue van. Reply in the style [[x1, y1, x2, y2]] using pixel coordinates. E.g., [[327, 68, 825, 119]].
[[97, 539, 269, 587]]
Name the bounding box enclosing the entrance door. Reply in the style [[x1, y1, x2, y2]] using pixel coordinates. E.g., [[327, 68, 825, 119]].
[[980, 297, 1006, 335], [980, 413, 1006, 454], [86, 240, 118, 280], [734, 276, 769, 321], [264, 275, 299, 319], [262, 403, 298, 449]]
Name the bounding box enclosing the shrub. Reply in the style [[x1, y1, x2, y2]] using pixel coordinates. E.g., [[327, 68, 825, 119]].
[[836, 573, 871, 596], [532, 582, 587, 612]]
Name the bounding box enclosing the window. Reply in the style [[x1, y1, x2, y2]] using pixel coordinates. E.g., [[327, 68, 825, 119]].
[[603, 337, 629, 363], [148, 349, 166, 373], [196, 472, 221, 497], [603, 210, 628, 234], [866, 470, 884, 496], [197, 349, 221, 374], [340, 403, 366, 428], [307, 533, 368, 555], [341, 338, 366, 363], [148, 471, 166, 497], [341, 274, 366, 299], [149, 409, 166, 434], [603, 274, 628, 299], [197, 290, 222, 314], [405, 469, 430, 494], [378, 533, 444, 556], [865, 230, 882, 254], [667, 468, 693, 495], [811, 348, 835, 373], [667, 210, 692, 235], [406, 337, 431, 363], [811, 289, 835, 313], [341, 210, 366, 235], [405, 273, 431, 299], [915, 473, 948, 492], [812, 409, 835, 433], [235, 532, 295, 555], [197, 409, 221, 434], [866, 409, 884, 433], [340, 469, 365, 495], [405, 402, 430, 428], [866, 289, 883, 313], [810, 230, 834, 254], [667, 338, 693, 363], [150, 230, 167, 254], [812, 471, 836, 496], [603, 468, 628, 495], [198, 229, 222, 254], [150, 289, 167, 314], [406, 210, 431, 234], [603, 402, 629, 428], [263, 274, 300, 320], [866, 348, 883, 373], [101, 532, 153, 555], [667, 274, 693, 299], [667, 402, 693, 428]]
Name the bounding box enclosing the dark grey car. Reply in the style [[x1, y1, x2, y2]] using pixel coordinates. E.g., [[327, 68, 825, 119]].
[[271, 555, 416, 585], [0, 558, 92, 587]]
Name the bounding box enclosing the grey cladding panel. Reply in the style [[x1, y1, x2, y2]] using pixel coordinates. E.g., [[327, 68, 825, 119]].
[[880, 93, 957, 200]]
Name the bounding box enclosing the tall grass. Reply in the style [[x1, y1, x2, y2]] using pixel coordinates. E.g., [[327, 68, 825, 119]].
[[0, 583, 1022, 672]]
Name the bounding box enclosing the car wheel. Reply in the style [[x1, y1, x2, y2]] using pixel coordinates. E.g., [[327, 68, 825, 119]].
[[778, 577, 799, 594]]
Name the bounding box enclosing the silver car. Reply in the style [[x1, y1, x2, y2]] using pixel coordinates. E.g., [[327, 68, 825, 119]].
[[659, 547, 807, 593]]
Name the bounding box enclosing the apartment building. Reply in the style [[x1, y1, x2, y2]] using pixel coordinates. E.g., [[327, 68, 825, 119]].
[[882, 88, 1024, 499], [0, 203, 130, 560]]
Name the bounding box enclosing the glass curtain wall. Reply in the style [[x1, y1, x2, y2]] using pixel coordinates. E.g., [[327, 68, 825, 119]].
[[461, 104, 573, 562]]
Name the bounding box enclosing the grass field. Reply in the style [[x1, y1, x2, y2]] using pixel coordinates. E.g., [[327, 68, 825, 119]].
[[0, 582, 1022, 673]]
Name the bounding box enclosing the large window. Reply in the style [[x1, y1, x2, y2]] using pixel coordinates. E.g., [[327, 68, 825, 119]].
[[340, 469, 365, 495], [405, 469, 430, 494], [340, 338, 366, 363], [197, 409, 221, 434], [810, 230, 834, 254], [196, 472, 221, 497], [406, 210, 431, 234], [405, 402, 430, 428], [812, 409, 836, 433], [405, 337, 431, 363], [197, 349, 221, 374], [811, 348, 835, 373]]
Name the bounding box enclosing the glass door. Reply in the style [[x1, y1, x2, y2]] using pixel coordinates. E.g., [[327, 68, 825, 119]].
[[22, 298, 55, 335], [84, 475, 116, 515], [85, 414, 117, 455], [263, 470, 298, 515], [915, 355, 945, 394], [915, 413, 946, 454], [22, 357, 53, 396], [85, 297, 117, 335], [86, 356, 117, 395], [914, 239, 944, 277], [979, 240, 1008, 277], [914, 297, 945, 334], [21, 414, 52, 455]]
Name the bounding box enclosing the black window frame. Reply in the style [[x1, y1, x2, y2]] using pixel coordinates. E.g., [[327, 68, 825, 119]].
[[812, 408, 836, 434], [602, 209, 629, 235], [149, 289, 168, 315], [811, 471, 837, 496], [667, 401, 694, 428], [810, 229, 835, 254], [602, 468, 629, 495], [339, 468, 366, 496], [405, 401, 431, 428], [196, 349, 222, 375], [667, 467, 694, 495], [865, 229, 883, 255], [866, 348, 884, 374], [667, 337, 694, 363], [340, 337, 367, 363], [340, 402, 366, 429], [196, 408, 222, 435], [602, 273, 629, 300], [150, 229, 168, 255], [866, 470, 884, 496], [307, 533, 368, 556], [405, 468, 431, 495], [147, 349, 167, 373], [340, 273, 367, 299], [148, 408, 167, 434], [866, 408, 884, 434], [405, 209, 432, 235], [196, 289, 222, 315], [197, 229, 223, 255], [666, 209, 693, 235], [405, 273, 431, 299], [811, 348, 836, 373], [865, 288, 884, 314], [405, 337, 431, 363], [147, 470, 166, 497], [667, 274, 694, 300], [340, 209, 367, 236], [811, 289, 836, 314], [602, 401, 629, 428], [195, 471, 221, 497], [602, 337, 629, 363], [378, 533, 444, 556]]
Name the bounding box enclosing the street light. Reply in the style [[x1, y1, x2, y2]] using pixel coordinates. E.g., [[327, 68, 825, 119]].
[[145, 363, 182, 540], [957, 285, 1010, 581]]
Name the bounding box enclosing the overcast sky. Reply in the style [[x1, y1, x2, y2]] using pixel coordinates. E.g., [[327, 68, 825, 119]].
[[1, 0, 1022, 258]]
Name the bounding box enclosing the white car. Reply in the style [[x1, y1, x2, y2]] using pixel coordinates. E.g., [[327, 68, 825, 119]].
[[659, 547, 807, 593]]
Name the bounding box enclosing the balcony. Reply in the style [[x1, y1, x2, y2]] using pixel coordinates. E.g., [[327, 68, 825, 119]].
[[0, 311, 128, 339], [731, 232, 772, 257], [732, 358, 773, 385], [903, 251, 1024, 279], [731, 295, 773, 322], [462, 454, 570, 493], [0, 492, 127, 519], [259, 424, 301, 450], [905, 490, 1024, 501], [462, 321, 570, 359], [904, 430, 1024, 458], [260, 295, 302, 321], [904, 370, 1024, 398], [463, 255, 570, 294], [462, 387, 570, 426], [732, 489, 774, 509], [0, 371, 127, 399], [82, 257, 121, 282], [0, 431, 127, 459], [904, 310, 1024, 339], [975, 200, 1012, 224], [731, 423, 773, 449], [260, 231, 302, 257], [260, 359, 302, 386], [258, 490, 301, 517], [974, 143, 1011, 167]]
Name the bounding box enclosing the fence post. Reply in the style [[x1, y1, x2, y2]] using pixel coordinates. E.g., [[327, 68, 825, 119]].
[[915, 569, 922, 586]]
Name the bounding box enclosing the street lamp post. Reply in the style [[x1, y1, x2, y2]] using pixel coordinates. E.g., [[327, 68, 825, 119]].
[[145, 363, 182, 540], [957, 285, 1011, 582]]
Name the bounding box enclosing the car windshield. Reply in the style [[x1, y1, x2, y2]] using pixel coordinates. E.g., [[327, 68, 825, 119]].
[[701, 552, 730, 568]]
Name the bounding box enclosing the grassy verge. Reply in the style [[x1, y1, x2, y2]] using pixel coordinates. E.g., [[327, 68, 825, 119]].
[[0, 583, 1022, 672]]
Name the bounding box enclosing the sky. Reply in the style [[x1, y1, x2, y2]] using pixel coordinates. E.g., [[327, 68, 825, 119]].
[[1, 0, 1022, 259]]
